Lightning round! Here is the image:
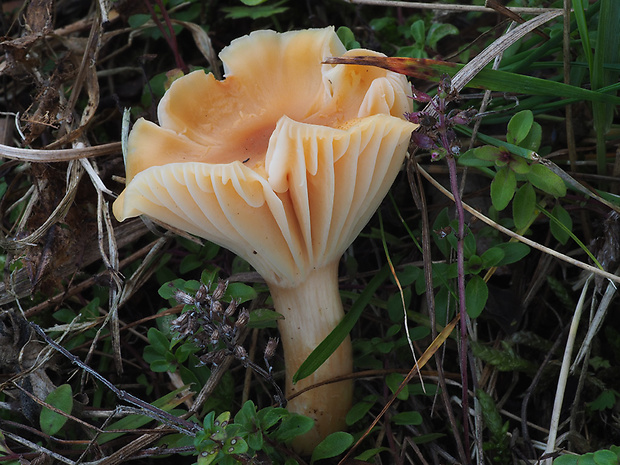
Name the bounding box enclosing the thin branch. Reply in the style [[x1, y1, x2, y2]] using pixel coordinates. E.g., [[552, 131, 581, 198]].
[[28, 322, 201, 436]]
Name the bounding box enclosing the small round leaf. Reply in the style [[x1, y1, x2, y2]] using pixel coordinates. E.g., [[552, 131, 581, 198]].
[[507, 110, 534, 145], [512, 182, 536, 231], [491, 166, 516, 211], [527, 164, 566, 198], [391, 411, 423, 426], [466, 275, 488, 319], [549, 204, 573, 245], [311, 432, 353, 463]]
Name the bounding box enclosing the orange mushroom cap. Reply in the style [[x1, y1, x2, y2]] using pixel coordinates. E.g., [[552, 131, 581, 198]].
[[113, 27, 416, 287]]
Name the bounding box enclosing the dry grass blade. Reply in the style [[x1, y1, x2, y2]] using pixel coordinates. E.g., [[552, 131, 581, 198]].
[[1, 162, 83, 250], [571, 266, 620, 370], [171, 19, 221, 79], [0, 141, 121, 162], [543, 275, 592, 464], [446, 10, 563, 97]]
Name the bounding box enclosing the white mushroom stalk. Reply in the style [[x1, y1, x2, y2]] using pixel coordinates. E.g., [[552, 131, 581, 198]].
[[113, 27, 416, 454]]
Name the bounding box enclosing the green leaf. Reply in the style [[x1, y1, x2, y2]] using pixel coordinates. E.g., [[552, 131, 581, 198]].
[[491, 166, 516, 211], [223, 436, 248, 455], [494, 242, 530, 266], [577, 453, 597, 465], [473, 145, 503, 161], [512, 183, 536, 231], [258, 406, 289, 430], [458, 149, 496, 167], [40, 384, 73, 436], [336, 26, 360, 49], [210, 411, 231, 442], [466, 275, 488, 319], [426, 23, 459, 49], [587, 390, 618, 412], [311, 432, 353, 463], [385, 373, 409, 400], [293, 266, 390, 383], [197, 449, 220, 465], [480, 247, 505, 268], [148, 327, 171, 353], [527, 164, 566, 198], [458, 126, 539, 162], [510, 155, 531, 175], [223, 282, 257, 303], [222, 2, 288, 20], [355, 447, 392, 461], [553, 455, 579, 465], [391, 411, 423, 426], [519, 121, 542, 152], [248, 308, 283, 328], [128, 13, 151, 28], [273, 414, 314, 443], [549, 204, 573, 245], [476, 389, 503, 435], [471, 341, 533, 372], [346, 399, 375, 426], [180, 254, 203, 274], [593, 449, 619, 465], [239, 0, 268, 5], [507, 110, 534, 145], [410, 19, 425, 44]]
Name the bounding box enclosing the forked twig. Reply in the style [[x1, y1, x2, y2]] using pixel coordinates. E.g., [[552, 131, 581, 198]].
[[28, 322, 201, 436]]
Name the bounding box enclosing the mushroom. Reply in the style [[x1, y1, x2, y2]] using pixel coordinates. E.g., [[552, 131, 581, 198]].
[[113, 27, 416, 453]]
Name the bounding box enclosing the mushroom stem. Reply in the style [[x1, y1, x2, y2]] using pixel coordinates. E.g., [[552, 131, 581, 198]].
[[268, 261, 353, 454]]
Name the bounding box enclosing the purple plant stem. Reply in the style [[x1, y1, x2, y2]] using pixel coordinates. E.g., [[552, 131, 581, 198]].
[[436, 94, 471, 459], [446, 156, 470, 457], [142, 0, 188, 73]]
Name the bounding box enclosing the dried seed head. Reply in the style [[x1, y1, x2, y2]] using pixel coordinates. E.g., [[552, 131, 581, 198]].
[[224, 300, 238, 319], [194, 331, 211, 348], [195, 283, 209, 303], [211, 300, 224, 315], [234, 345, 248, 360], [170, 311, 196, 336], [199, 349, 226, 366], [210, 329, 220, 345], [221, 324, 234, 338], [212, 279, 228, 301], [234, 308, 250, 328], [174, 290, 195, 306], [264, 337, 279, 360]]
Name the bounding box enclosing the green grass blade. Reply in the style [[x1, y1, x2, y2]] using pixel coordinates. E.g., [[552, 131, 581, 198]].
[[572, 0, 593, 70], [592, 0, 620, 175]]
